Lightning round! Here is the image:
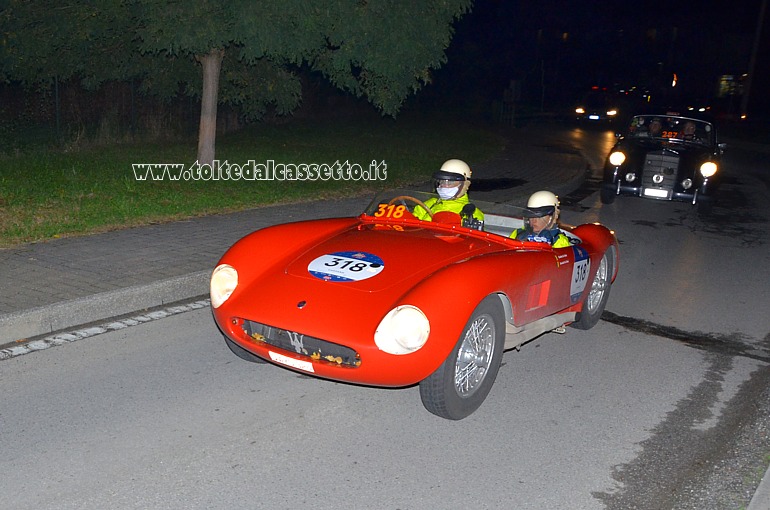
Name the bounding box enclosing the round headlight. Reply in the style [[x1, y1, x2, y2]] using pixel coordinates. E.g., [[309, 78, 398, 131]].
[[609, 151, 626, 166], [700, 162, 717, 178], [374, 305, 430, 355], [210, 264, 238, 308]]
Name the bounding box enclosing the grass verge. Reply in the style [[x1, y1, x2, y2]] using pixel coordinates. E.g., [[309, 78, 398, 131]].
[[0, 114, 505, 248]]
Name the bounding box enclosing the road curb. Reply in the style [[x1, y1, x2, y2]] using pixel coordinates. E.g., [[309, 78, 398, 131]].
[[0, 270, 211, 343], [747, 464, 770, 510]]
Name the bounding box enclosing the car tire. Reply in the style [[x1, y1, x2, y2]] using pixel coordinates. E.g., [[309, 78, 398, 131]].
[[697, 199, 713, 216], [419, 295, 505, 420], [600, 187, 616, 204], [571, 251, 613, 330], [223, 335, 268, 363]]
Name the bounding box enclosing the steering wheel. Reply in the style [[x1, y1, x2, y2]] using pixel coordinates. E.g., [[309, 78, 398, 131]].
[[388, 195, 433, 219]]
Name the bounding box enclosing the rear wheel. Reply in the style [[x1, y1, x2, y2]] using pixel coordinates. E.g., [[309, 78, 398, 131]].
[[419, 296, 505, 420], [571, 251, 613, 330], [224, 336, 267, 363]]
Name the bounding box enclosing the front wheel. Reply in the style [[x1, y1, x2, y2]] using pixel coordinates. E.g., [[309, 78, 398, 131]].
[[571, 251, 613, 330], [600, 187, 616, 204], [224, 335, 268, 363], [697, 199, 713, 216], [419, 296, 505, 420]]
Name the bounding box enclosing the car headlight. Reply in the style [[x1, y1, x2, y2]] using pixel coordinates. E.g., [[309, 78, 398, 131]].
[[700, 162, 717, 178], [607, 109, 618, 116], [575, 107, 585, 114], [210, 264, 238, 308], [374, 305, 430, 355], [609, 151, 626, 166]]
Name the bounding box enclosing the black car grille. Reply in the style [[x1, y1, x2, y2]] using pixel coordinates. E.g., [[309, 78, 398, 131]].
[[642, 153, 679, 189], [242, 320, 361, 367]]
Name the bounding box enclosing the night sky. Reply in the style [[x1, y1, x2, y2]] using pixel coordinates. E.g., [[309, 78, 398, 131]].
[[423, 0, 770, 116]]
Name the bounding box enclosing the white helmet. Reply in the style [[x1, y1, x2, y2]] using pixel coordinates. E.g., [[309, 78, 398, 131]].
[[525, 191, 560, 226], [433, 159, 471, 199]]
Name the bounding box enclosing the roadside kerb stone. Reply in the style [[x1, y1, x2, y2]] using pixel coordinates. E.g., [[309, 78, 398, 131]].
[[0, 270, 210, 343]]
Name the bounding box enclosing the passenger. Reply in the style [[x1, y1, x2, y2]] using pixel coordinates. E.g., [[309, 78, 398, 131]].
[[647, 118, 663, 137], [510, 191, 570, 248], [413, 159, 484, 226], [681, 121, 702, 142]]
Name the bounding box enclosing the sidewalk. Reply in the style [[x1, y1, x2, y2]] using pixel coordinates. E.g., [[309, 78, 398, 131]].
[[0, 125, 587, 345]]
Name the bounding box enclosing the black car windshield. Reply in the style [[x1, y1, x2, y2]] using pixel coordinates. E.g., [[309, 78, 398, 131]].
[[628, 115, 714, 145]]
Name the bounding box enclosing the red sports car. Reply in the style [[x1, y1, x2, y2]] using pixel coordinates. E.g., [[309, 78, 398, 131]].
[[211, 189, 620, 420]]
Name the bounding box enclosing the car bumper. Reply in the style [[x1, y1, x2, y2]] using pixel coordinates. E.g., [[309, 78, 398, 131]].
[[601, 182, 714, 205]]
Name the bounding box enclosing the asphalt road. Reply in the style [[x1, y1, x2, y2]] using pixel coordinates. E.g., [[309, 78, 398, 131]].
[[2, 125, 768, 510]]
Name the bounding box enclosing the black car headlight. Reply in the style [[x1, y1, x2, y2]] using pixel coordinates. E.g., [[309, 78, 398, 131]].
[[700, 162, 717, 178], [609, 151, 626, 166]]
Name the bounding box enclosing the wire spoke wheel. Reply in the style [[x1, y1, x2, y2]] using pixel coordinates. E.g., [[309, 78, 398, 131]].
[[571, 251, 613, 330], [454, 314, 495, 397], [420, 296, 505, 420], [585, 254, 609, 314]]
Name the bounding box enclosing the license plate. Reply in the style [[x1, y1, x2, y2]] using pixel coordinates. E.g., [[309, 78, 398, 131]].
[[588, 115, 600, 120], [269, 351, 315, 372], [643, 188, 670, 199]]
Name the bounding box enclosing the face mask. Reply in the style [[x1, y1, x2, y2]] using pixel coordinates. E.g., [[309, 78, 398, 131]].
[[437, 187, 458, 200]]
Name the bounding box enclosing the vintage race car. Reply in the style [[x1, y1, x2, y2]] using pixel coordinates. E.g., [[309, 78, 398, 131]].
[[600, 111, 726, 214], [210, 189, 620, 420]]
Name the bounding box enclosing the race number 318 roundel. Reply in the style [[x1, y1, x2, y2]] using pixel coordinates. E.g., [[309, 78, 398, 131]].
[[308, 251, 385, 282]]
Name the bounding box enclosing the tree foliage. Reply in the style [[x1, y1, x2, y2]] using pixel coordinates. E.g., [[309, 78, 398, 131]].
[[1, 0, 473, 161]]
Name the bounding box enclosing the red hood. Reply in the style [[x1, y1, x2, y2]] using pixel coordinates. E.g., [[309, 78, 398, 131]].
[[220, 221, 502, 341], [285, 223, 497, 292]]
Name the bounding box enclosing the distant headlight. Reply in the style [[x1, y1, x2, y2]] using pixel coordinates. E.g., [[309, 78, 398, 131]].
[[210, 264, 238, 308], [374, 305, 430, 355], [575, 107, 585, 114], [700, 162, 717, 178], [609, 151, 626, 166], [607, 109, 618, 116]]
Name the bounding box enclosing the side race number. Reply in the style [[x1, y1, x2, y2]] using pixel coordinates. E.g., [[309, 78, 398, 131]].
[[570, 246, 591, 302]]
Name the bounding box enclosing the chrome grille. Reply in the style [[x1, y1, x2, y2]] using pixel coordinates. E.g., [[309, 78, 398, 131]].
[[642, 153, 679, 189], [242, 320, 361, 367]]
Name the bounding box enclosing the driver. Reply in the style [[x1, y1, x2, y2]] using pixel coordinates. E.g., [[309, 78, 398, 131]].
[[412, 159, 485, 223], [510, 191, 570, 247]]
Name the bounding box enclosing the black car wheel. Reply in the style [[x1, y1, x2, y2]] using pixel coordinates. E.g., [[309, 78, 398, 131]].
[[600, 187, 616, 204], [224, 335, 268, 363], [419, 295, 505, 420], [571, 251, 613, 330], [697, 199, 713, 216]]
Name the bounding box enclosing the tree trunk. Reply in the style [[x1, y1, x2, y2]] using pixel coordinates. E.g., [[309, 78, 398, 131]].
[[196, 48, 225, 166]]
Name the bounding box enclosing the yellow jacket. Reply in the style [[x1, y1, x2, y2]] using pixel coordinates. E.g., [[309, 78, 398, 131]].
[[413, 194, 485, 222], [510, 227, 571, 248]]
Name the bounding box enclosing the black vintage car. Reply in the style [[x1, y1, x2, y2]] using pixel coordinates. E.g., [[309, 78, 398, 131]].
[[600, 112, 726, 214]]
